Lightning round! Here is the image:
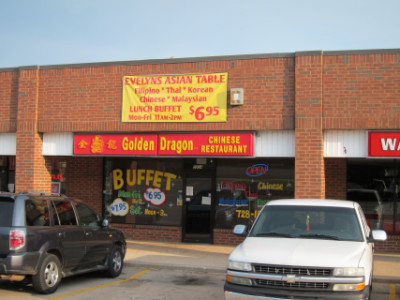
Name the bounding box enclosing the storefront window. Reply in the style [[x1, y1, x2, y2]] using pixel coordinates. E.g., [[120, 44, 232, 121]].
[[50, 158, 67, 194], [0, 156, 15, 192], [215, 158, 295, 229], [347, 159, 400, 234], [103, 158, 183, 226]]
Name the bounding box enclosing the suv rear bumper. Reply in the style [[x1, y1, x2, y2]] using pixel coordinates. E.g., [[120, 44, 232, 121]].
[[0, 252, 40, 275]]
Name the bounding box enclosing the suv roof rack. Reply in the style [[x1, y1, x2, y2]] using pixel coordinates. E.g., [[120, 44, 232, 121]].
[[17, 192, 62, 196]]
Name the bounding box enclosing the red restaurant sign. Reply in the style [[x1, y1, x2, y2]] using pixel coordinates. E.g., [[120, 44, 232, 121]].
[[368, 132, 400, 157], [74, 133, 253, 157]]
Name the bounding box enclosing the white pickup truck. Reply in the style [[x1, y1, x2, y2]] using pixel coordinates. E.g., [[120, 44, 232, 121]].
[[224, 199, 387, 300]]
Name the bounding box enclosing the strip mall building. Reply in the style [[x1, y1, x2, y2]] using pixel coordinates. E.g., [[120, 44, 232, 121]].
[[1, 49, 399, 251]]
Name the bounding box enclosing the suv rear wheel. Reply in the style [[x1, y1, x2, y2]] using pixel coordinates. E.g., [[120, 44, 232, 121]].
[[32, 254, 61, 294]]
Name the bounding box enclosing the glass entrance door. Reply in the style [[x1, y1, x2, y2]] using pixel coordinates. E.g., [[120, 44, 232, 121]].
[[183, 160, 214, 243]]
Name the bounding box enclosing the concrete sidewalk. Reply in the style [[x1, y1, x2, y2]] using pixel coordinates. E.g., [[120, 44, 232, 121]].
[[374, 253, 400, 283], [124, 240, 234, 272], [124, 240, 400, 283]]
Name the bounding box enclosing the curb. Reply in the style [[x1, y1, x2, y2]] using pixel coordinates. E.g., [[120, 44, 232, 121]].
[[124, 261, 227, 274]]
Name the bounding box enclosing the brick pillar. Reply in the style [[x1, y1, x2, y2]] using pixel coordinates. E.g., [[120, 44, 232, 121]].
[[65, 157, 103, 215], [15, 67, 51, 193], [295, 52, 325, 199]]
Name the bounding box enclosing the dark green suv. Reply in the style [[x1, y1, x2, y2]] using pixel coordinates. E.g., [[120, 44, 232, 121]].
[[0, 192, 126, 294]]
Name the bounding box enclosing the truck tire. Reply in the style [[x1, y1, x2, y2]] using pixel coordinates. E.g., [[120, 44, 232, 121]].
[[32, 254, 61, 294], [368, 272, 373, 300]]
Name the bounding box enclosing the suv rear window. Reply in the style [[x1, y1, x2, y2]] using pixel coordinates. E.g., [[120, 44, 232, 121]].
[[0, 198, 14, 226], [26, 199, 51, 226], [53, 201, 77, 226]]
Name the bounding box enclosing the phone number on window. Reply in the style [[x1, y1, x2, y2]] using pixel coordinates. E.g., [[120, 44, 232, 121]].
[[236, 210, 261, 219]]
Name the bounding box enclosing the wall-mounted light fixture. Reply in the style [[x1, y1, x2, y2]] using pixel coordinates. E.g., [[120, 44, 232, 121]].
[[230, 88, 244, 105]]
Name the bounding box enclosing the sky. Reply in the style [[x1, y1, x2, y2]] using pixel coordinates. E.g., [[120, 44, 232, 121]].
[[0, 0, 399, 68]]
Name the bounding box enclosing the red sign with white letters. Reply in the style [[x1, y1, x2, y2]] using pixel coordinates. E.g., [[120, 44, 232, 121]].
[[73, 133, 253, 157], [368, 132, 400, 157]]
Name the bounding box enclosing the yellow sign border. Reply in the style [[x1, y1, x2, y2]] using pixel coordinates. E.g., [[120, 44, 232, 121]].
[[121, 73, 228, 122]]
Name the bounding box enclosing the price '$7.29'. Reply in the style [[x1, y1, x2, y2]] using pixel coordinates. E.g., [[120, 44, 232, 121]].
[[189, 106, 219, 121]]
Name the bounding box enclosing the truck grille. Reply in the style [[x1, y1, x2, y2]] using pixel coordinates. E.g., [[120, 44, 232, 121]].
[[256, 279, 329, 289], [253, 264, 332, 277], [252, 264, 332, 290]]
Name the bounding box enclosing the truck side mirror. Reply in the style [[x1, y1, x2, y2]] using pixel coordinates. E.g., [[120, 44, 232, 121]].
[[370, 229, 387, 242], [233, 224, 248, 236]]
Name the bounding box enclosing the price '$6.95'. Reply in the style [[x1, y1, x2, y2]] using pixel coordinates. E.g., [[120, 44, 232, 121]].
[[189, 106, 219, 121]]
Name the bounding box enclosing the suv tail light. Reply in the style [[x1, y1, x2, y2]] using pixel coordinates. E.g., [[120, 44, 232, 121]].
[[10, 229, 25, 250]]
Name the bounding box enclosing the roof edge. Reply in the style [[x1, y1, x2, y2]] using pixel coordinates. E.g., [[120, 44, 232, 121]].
[[1, 52, 295, 71], [1, 48, 399, 71]]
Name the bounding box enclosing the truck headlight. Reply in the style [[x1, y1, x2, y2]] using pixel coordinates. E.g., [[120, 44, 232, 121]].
[[228, 261, 252, 272], [333, 283, 366, 291], [226, 275, 252, 286], [333, 267, 364, 277]]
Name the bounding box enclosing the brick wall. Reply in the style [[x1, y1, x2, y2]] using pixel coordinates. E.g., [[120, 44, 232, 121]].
[[323, 52, 400, 130], [0, 70, 18, 132], [375, 235, 400, 253], [65, 156, 103, 215], [213, 228, 245, 245], [112, 224, 181, 242], [325, 158, 347, 199], [36, 57, 295, 133], [3, 51, 400, 195]]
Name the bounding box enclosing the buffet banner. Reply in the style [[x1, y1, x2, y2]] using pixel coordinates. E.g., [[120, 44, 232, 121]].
[[121, 73, 227, 122]]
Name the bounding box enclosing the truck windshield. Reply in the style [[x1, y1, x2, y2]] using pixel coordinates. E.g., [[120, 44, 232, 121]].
[[249, 205, 363, 242]]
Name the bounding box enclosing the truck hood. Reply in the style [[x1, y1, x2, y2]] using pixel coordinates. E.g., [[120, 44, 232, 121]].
[[229, 237, 368, 268]]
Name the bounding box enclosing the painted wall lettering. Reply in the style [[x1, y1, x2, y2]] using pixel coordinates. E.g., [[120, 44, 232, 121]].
[[112, 169, 177, 191]]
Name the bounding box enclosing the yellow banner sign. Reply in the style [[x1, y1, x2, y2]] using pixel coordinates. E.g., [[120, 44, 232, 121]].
[[122, 73, 227, 122]]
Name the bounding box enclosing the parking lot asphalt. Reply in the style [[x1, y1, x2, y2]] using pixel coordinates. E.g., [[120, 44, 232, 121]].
[[124, 240, 400, 283]]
